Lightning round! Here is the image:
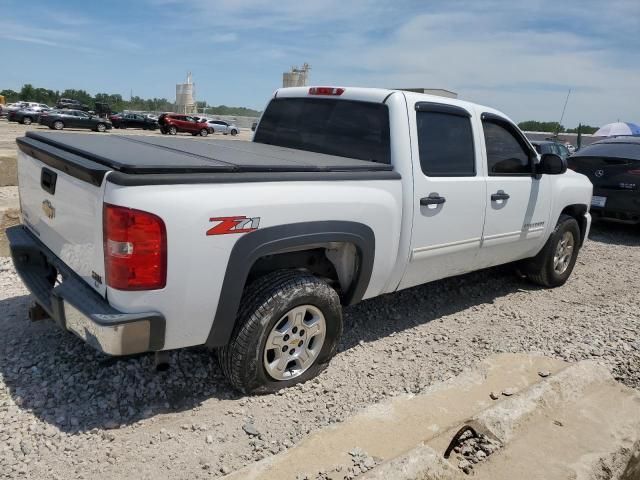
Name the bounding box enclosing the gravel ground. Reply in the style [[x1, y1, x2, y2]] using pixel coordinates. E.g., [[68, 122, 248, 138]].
[[0, 221, 639, 479]]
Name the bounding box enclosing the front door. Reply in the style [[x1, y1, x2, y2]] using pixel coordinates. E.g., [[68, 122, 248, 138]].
[[399, 102, 487, 290], [476, 115, 551, 267]]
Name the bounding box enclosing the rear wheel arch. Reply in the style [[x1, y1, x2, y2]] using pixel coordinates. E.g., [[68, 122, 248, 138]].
[[205, 221, 375, 348]]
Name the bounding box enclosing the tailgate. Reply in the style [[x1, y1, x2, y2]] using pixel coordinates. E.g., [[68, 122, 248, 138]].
[[16, 144, 107, 297]]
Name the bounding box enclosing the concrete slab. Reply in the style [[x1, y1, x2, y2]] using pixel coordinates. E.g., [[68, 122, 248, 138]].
[[224, 354, 566, 480], [224, 354, 640, 480], [0, 186, 20, 257]]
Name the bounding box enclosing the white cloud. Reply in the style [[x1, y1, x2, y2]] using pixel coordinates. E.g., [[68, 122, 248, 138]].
[[210, 32, 238, 43]]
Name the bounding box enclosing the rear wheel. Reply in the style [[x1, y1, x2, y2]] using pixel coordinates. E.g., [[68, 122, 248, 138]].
[[53, 121, 64, 130], [22, 117, 33, 125], [96, 123, 107, 133], [218, 271, 342, 394], [168, 126, 177, 135], [200, 128, 208, 137], [524, 214, 581, 287]]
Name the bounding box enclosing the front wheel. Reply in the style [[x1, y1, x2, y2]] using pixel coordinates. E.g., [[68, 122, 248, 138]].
[[523, 214, 581, 287], [230, 129, 238, 136], [218, 271, 343, 394], [22, 117, 33, 125], [53, 121, 64, 130], [96, 123, 107, 133]]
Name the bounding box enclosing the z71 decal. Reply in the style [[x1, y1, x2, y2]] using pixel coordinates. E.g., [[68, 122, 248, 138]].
[[206, 216, 261, 236]]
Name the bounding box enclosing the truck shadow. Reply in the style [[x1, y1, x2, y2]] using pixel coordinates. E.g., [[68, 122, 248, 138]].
[[588, 219, 640, 247], [0, 293, 237, 434], [0, 262, 533, 434], [339, 263, 531, 352]]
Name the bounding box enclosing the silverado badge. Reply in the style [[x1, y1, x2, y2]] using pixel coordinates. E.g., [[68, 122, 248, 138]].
[[42, 200, 56, 219]]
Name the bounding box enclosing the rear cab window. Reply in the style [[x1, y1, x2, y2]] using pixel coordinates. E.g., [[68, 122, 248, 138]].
[[254, 97, 391, 164], [415, 102, 475, 176]]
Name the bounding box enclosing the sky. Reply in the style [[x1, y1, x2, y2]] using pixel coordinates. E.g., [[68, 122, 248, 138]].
[[1, 0, 639, 127]]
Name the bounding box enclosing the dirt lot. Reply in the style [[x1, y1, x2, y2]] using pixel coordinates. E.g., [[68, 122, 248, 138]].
[[0, 118, 253, 153], [1, 217, 639, 479]]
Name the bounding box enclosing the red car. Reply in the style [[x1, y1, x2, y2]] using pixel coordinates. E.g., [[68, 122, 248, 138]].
[[158, 113, 209, 136]]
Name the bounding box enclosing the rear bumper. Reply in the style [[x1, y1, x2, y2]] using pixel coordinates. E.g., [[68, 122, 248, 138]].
[[7, 225, 165, 355], [592, 188, 640, 221]]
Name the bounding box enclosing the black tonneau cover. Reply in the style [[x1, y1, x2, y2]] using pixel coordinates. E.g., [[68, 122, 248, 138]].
[[22, 131, 394, 174]]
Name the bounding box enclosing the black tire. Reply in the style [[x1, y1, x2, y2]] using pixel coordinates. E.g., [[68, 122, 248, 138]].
[[218, 270, 343, 394], [96, 123, 107, 133], [524, 214, 581, 287], [168, 126, 177, 135], [22, 117, 33, 125], [230, 129, 238, 136], [53, 120, 64, 130], [160, 127, 167, 135], [200, 128, 208, 137]]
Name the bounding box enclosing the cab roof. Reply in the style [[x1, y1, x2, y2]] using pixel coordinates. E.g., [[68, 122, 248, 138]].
[[273, 86, 513, 123]]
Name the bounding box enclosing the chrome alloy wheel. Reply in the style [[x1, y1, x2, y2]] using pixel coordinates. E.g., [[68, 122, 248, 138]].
[[553, 231, 574, 275], [263, 305, 326, 381]]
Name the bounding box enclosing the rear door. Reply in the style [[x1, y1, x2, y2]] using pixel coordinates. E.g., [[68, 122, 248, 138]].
[[63, 111, 80, 128], [399, 101, 487, 289], [477, 114, 551, 266]]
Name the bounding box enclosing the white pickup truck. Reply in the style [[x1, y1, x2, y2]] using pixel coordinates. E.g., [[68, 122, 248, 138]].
[[8, 86, 592, 393]]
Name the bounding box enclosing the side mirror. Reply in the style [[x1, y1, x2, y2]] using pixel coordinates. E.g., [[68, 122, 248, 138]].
[[537, 153, 567, 175], [251, 122, 257, 132]]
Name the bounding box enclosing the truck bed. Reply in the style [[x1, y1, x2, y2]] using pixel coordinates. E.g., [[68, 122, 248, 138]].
[[18, 131, 396, 178]]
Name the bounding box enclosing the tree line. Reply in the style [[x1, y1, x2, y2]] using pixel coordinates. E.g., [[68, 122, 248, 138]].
[[1, 84, 262, 117], [517, 120, 598, 135]]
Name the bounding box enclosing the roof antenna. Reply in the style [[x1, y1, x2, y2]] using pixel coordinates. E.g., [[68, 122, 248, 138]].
[[555, 88, 571, 138]]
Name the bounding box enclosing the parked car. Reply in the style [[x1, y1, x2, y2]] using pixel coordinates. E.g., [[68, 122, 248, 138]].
[[568, 136, 640, 223], [158, 113, 209, 136], [1, 102, 28, 117], [56, 98, 90, 111], [110, 112, 158, 130], [8, 107, 50, 125], [531, 140, 571, 161], [206, 119, 239, 136], [8, 86, 592, 393], [39, 109, 112, 132]]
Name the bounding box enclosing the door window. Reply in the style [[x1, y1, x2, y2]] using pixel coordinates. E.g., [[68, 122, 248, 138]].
[[483, 121, 532, 175], [416, 110, 475, 176]]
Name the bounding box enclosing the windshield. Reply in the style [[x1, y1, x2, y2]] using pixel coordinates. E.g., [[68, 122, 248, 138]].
[[254, 97, 391, 164]]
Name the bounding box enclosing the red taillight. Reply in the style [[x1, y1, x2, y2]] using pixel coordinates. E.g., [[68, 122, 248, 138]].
[[308, 87, 344, 96], [103, 204, 167, 290], [628, 169, 640, 176]]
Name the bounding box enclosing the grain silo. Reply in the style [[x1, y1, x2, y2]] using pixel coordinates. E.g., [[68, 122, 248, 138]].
[[176, 72, 196, 114], [283, 63, 311, 88]]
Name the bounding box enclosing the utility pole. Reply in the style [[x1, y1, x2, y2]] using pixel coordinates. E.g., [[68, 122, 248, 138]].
[[556, 88, 571, 137]]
